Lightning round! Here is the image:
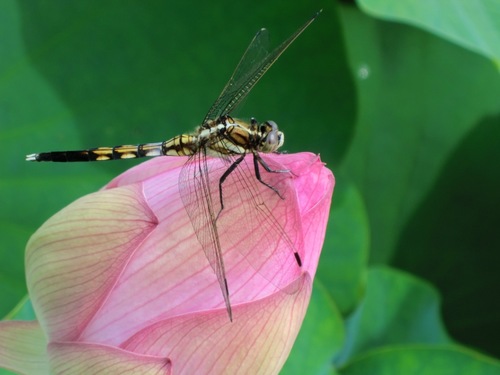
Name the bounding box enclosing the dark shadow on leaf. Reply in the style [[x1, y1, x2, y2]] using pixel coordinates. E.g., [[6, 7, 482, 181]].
[[393, 114, 500, 357]]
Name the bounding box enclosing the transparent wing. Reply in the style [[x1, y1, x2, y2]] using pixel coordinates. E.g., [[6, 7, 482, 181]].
[[179, 149, 233, 320], [179, 148, 304, 319], [215, 153, 304, 289], [181, 11, 320, 319], [203, 10, 321, 123]]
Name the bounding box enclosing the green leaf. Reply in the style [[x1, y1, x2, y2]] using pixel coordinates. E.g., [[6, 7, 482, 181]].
[[339, 345, 500, 375], [2, 296, 35, 321], [317, 177, 369, 314], [339, 4, 500, 263], [339, 3, 500, 357], [393, 114, 500, 356], [0, 368, 17, 375], [357, 0, 500, 65], [282, 280, 344, 375], [335, 267, 450, 366]]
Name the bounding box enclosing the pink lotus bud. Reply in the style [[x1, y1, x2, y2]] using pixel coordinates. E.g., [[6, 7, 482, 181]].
[[0, 152, 333, 374]]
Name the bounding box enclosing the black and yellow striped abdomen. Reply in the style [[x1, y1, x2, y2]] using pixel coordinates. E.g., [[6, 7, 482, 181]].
[[26, 134, 198, 162]]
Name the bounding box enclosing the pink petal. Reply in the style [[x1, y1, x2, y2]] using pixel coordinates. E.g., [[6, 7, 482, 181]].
[[48, 342, 170, 374], [82, 154, 308, 343], [0, 320, 49, 374], [121, 274, 312, 375], [106, 155, 186, 188], [26, 185, 158, 342], [287, 153, 335, 275], [25, 151, 334, 373]]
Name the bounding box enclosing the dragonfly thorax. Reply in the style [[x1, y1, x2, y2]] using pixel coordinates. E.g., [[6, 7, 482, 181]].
[[199, 117, 284, 157]]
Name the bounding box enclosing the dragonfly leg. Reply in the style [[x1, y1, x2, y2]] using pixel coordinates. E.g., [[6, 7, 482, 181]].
[[254, 152, 302, 267], [253, 152, 287, 200], [216, 154, 246, 221]]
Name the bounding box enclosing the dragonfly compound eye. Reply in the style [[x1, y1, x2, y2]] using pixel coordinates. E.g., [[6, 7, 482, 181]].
[[261, 128, 284, 152]]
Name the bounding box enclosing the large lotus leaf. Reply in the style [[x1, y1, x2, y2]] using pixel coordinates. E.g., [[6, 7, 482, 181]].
[[357, 0, 500, 64], [394, 115, 500, 356], [335, 267, 450, 366], [283, 280, 344, 375], [339, 345, 500, 375], [338, 3, 500, 357], [338, 5, 500, 263]]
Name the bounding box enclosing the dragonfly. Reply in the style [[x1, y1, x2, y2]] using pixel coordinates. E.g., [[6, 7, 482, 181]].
[[26, 10, 321, 321]]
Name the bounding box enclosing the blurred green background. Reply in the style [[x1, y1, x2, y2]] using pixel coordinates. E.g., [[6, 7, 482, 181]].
[[1, 0, 499, 374]]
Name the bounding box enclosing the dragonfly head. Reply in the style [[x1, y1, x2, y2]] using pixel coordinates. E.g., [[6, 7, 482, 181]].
[[259, 120, 284, 153]]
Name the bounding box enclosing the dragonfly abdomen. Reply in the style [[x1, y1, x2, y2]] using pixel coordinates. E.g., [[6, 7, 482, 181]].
[[162, 134, 198, 156], [26, 144, 163, 162], [26, 135, 199, 162]]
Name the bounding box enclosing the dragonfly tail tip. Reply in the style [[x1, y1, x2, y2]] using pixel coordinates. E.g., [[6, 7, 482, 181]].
[[25, 153, 38, 161]]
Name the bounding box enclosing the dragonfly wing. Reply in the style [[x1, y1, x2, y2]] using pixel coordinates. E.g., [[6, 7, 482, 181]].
[[203, 10, 321, 122], [203, 28, 269, 123], [179, 149, 303, 319], [213, 153, 304, 290], [191, 148, 303, 283], [179, 150, 232, 320]]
